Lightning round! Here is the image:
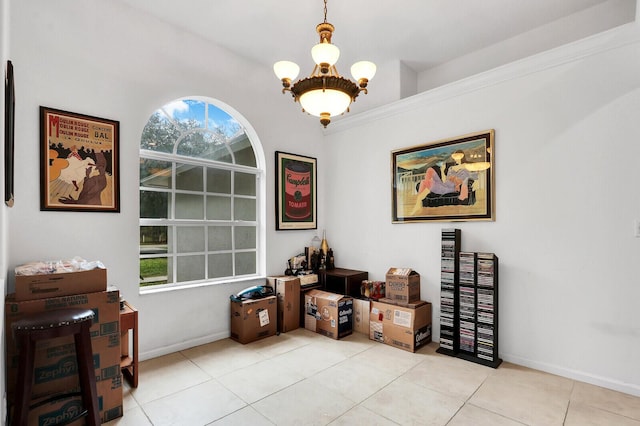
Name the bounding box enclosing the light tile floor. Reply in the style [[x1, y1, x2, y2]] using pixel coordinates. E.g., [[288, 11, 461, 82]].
[[106, 329, 640, 426]]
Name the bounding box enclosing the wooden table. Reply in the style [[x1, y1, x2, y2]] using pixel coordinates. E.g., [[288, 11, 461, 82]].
[[120, 301, 138, 388]]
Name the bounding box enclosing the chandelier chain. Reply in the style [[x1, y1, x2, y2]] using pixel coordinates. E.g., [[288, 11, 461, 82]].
[[323, 0, 328, 23]]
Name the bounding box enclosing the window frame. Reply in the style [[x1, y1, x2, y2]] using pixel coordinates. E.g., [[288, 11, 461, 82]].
[[139, 97, 266, 294]]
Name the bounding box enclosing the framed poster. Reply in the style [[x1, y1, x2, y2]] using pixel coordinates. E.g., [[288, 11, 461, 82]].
[[275, 151, 317, 230], [40, 106, 120, 212], [4, 60, 15, 207], [392, 130, 495, 222]]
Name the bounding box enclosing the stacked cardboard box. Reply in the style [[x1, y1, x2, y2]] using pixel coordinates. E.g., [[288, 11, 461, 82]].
[[15, 268, 107, 301], [303, 289, 353, 339], [366, 268, 432, 352], [4, 286, 123, 423], [230, 296, 277, 344], [266, 276, 300, 333], [369, 299, 432, 352], [383, 268, 421, 305]]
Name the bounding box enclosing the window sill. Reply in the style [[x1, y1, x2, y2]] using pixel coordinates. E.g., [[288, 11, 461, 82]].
[[139, 275, 266, 295]]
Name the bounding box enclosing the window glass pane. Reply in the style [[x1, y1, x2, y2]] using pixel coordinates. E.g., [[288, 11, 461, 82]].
[[207, 168, 231, 194], [181, 100, 206, 126], [234, 226, 256, 250], [208, 226, 232, 251], [229, 134, 256, 167], [207, 146, 233, 164], [171, 99, 205, 133], [177, 226, 205, 252], [140, 257, 170, 287], [176, 131, 210, 158], [175, 193, 203, 219], [140, 191, 170, 219], [235, 172, 255, 196], [140, 111, 179, 153], [207, 195, 231, 220], [140, 159, 172, 189], [177, 255, 205, 282], [140, 226, 170, 254], [208, 253, 233, 279], [176, 164, 203, 191], [235, 252, 256, 275], [234, 198, 256, 221]]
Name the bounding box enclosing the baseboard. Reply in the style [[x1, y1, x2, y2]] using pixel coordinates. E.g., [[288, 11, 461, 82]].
[[502, 352, 640, 397], [139, 330, 230, 362]]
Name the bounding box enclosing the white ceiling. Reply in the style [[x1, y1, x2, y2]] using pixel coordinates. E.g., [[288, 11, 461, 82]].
[[116, 0, 635, 104]]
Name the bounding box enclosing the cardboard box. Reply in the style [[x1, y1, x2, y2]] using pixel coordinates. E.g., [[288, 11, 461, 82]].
[[352, 298, 370, 334], [267, 276, 301, 333], [385, 268, 420, 304], [25, 376, 123, 425], [5, 287, 121, 340], [15, 268, 107, 301], [230, 296, 277, 344], [379, 298, 425, 309], [369, 300, 432, 352], [6, 333, 121, 400], [4, 288, 122, 420], [304, 290, 353, 340]]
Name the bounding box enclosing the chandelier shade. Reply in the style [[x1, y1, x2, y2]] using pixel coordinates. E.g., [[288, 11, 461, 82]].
[[273, 61, 300, 82], [274, 0, 375, 127]]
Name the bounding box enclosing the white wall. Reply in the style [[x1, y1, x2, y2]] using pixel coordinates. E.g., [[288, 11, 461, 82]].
[[325, 24, 640, 396], [5, 0, 325, 361]]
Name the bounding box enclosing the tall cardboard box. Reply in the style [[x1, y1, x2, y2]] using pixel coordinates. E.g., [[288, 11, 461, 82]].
[[4, 288, 123, 422], [304, 290, 353, 340], [230, 296, 277, 344], [369, 300, 432, 352], [385, 268, 420, 304], [352, 298, 370, 335], [266, 276, 300, 333]]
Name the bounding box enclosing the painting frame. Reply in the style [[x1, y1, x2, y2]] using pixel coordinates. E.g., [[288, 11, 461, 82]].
[[275, 151, 317, 230], [392, 130, 495, 223], [4, 60, 15, 207], [40, 106, 120, 212]]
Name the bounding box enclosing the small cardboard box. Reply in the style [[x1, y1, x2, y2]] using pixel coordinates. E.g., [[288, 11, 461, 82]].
[[26, 375, 123, 425], [369, 300, 432, 352], [230, 296, 277, 344], [15, 268, 107, 301], [352, 298, 370, 334], [385, 268, 420, 304], [4, 288, 122, 410], [304, 289, 353, 340], [266, 276, 301, 333]]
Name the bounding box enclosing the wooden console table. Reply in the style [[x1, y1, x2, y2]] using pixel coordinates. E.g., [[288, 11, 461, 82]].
[[120, 301, 138, 387]]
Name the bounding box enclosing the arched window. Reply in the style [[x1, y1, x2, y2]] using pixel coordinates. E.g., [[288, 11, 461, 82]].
[[139, 98, 264, 291]]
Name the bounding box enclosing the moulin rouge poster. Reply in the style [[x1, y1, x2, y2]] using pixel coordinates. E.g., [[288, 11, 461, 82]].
[[40, 107, 120, 212]]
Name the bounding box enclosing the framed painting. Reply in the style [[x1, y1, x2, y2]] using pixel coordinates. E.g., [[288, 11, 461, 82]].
[[392, 130, 495, 222], [40, 106, 120, 212], [4, 60, 15, 207], [275, 151, 317, 230]]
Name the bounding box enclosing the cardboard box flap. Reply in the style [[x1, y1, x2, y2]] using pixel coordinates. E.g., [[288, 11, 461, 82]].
[[386, 268, 419, 277]]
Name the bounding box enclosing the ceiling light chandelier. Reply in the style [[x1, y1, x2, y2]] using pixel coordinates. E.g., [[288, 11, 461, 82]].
[[273, 0, 376, 128]]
